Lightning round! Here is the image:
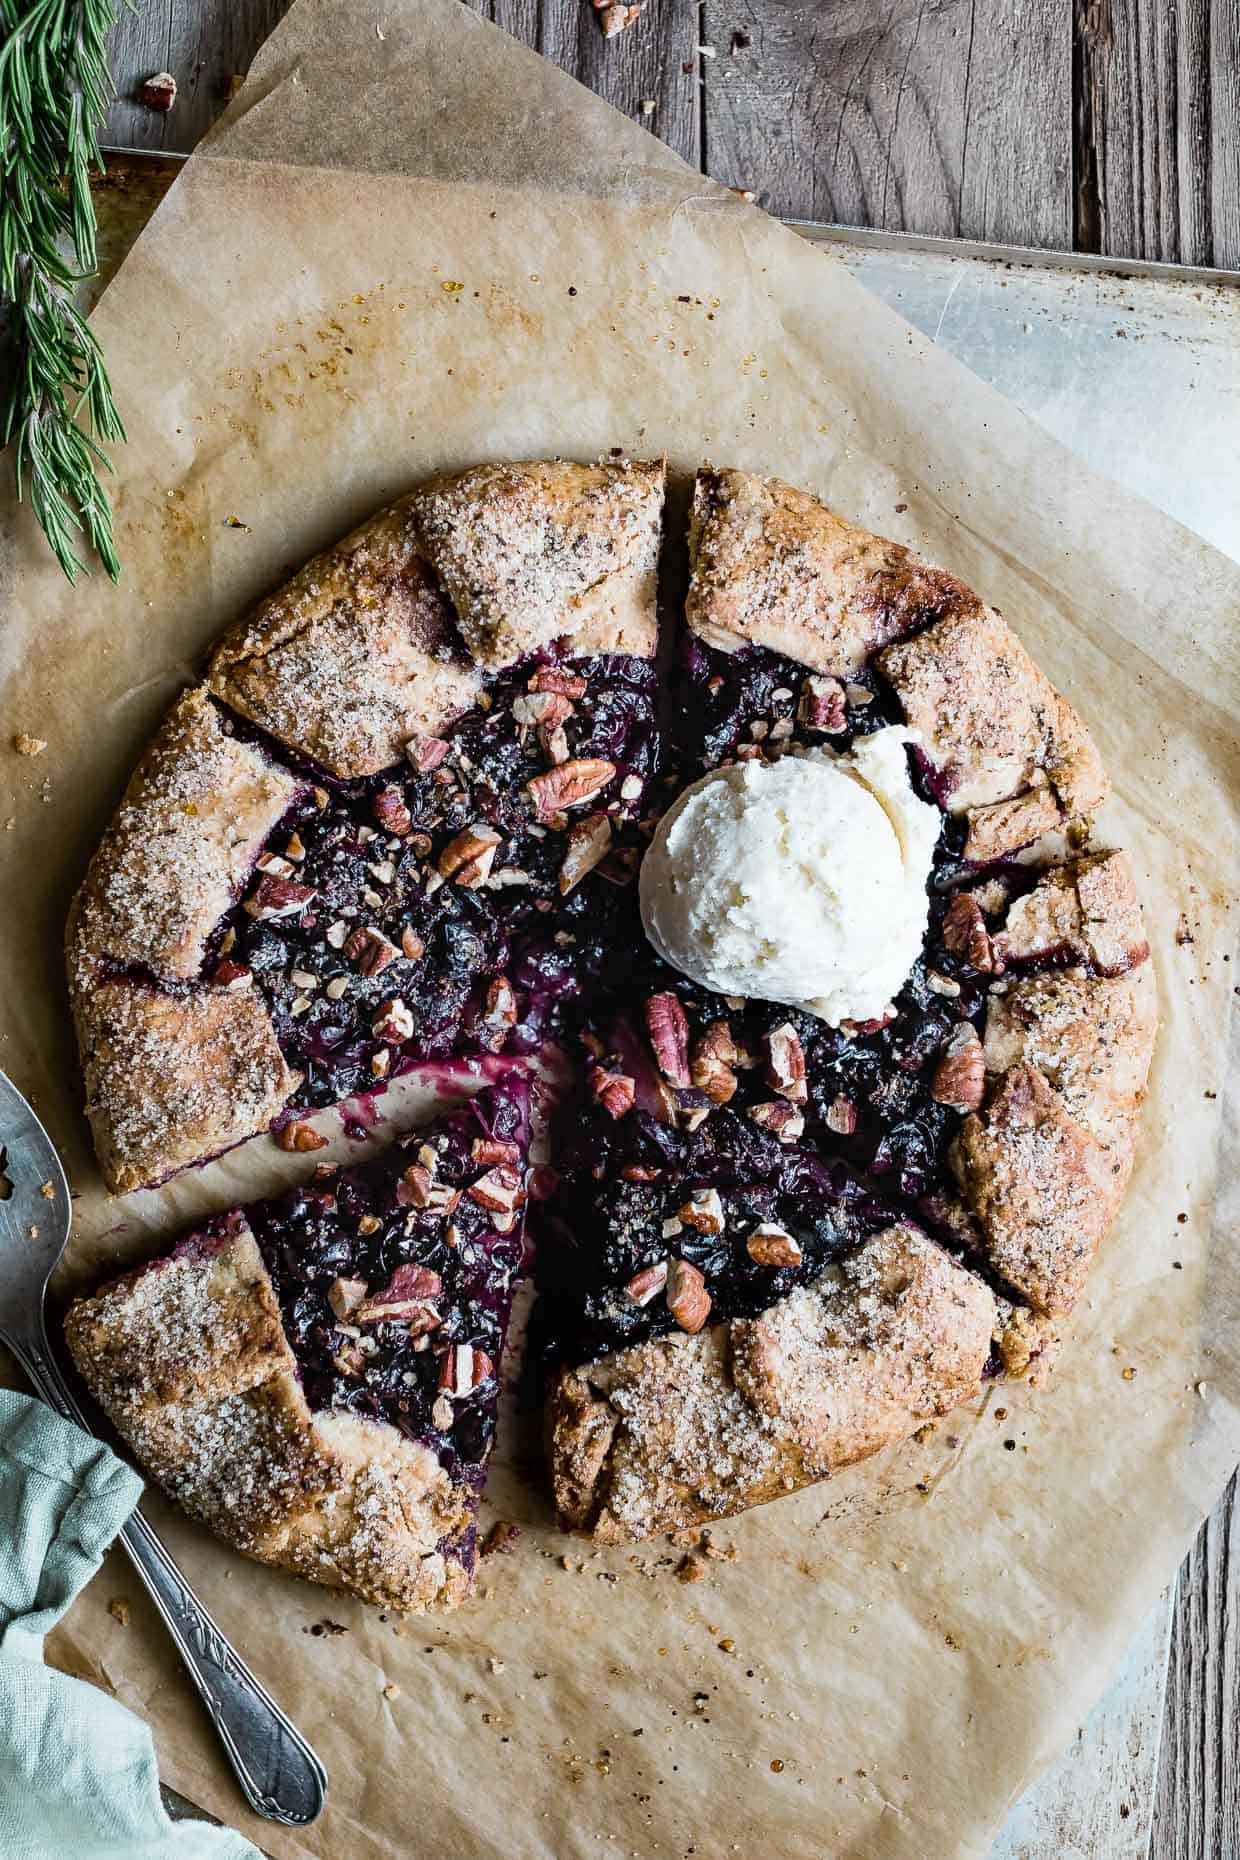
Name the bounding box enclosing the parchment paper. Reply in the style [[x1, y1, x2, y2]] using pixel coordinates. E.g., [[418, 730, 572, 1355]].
[[2, 2, 1238, 1854]]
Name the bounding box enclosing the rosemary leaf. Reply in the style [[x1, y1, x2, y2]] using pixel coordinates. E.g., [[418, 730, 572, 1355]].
[[1, 0, 126, 582]]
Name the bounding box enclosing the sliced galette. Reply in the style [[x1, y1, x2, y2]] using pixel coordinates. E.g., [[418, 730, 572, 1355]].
[[65, 1082, 528, 1610], [65, 457, 1156, 1584]]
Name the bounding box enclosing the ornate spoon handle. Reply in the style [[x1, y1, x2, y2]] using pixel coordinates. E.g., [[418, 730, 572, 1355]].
[[9, 1328, 328, 1828]]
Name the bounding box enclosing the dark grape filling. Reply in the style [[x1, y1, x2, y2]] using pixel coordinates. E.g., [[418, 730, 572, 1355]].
[[207, 627, 1057, 1392], [242, 1082, 529, 1483], [217, 653, 660, 1109]]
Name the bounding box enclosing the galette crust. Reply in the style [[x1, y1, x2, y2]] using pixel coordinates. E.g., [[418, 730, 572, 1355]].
[[71, 978, 298, 1195], [66, 686, 300, 985], [950, 1062, 1125, 1318], [686, 469, 975, 677], [207, 500, 483, 779], [64, 1219, 471, 1612], [547, 1225, 996, 1543], [411, 458, 665, 666], [879, 601, 1109, 858], [993, 849, 1149, 975], [980, 965, 1157, 1160]]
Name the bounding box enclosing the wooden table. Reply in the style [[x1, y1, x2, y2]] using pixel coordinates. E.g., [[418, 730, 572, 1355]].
[[100, 5, 1239, 1856]]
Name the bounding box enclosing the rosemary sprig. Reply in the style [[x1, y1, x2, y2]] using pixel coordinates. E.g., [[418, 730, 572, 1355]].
[[1, 0, 125, 582]]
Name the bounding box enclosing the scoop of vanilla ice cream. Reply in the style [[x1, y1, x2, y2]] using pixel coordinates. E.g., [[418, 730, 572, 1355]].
[[638, 727, 940, 1026]]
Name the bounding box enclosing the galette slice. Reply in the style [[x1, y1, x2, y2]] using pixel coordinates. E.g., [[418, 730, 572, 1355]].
[[64, 1082, 529, 1611], [684, 468, 1108, 861], [207, 497, 483, 781], [66, 688, 304, 1193], [412, 458, 666, 666], [535, 1070, 997, 1542]]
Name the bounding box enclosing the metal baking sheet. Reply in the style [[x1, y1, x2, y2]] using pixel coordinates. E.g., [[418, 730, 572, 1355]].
[[802, 224, 1240, 564]]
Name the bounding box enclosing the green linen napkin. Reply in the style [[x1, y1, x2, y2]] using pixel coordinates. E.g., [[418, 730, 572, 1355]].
[[0, 1389, 261, 1860]]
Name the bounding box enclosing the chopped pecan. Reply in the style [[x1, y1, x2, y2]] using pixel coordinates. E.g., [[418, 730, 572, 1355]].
[[621, 1164, 664, 1183], [471, 1136, 522, 1167], [243, 874, 317, 921], [482, 976, 518, 1029], [766, 1023, 807, 1104], [540, 723, 571, 766], [211, 958, 251, 991], [344, 925, 400, 976], [373, 786, 413, 836], [930, 1024, 986, 1111], [746, 1223, 803, 1268], [644, 992, 691, 1087], [439, 823, 502, 887], [407, 735, 450, 773], [400, 926, 425, 961], [690, 1021, 738, 1104], [397, 1163, 435, 1208], [559, 812, 613, 894], [468, 1165, 525, 1213], [677, 1187, 725, 1235], [666, 1259, 712, 1334], [798, 674, 847, 733], [624, 1260, 668, 1306], [525, 758, 615, 821], [334, 1344, 365, 1378], [589, 1066, 636, 1119], [356, 1263, 443, 1325], [372, 997, 414, 1043], [137, 70, 177, 112], [825, 1093, 857, 1135], [327, 1275, 368, 1319], [747, 1100, 805, 1143], [275, 1118, 328, 1153], [529, 666, 588, 699], [942, 893, 1001, 974], [482, 1519, 522, 1556], [512, 691, 573, 729], [438, 1343, 494, 1396]]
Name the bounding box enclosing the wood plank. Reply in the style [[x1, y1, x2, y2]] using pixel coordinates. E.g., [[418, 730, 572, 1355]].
[[103, 0, 292, 152], [104, 0, 700, 171], [1150, 1474, 1240, 1859], [1072, 0, 1240, 266], [701, 0, 1072, 244], [469, 0, 701, 169], [990, 1595, 1173, 1860]]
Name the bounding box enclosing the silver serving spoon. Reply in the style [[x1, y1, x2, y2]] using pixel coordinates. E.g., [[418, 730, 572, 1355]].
[[0, 1068, 327, 1827]]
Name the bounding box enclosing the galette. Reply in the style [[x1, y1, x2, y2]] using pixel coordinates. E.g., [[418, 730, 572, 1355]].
[[64, 458, 1155, 1606]]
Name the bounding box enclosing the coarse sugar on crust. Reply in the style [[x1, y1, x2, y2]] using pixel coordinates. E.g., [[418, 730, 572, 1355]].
[[71, 978, 298, 1195], [207, 499, 483, 780], [980, 964, 1156, 1160], [67, 686, 301, 986], [685, 468, 976, 677], [412, 458, 665, 666], [64, 1218, 471, 1611], [950, 1062, 1125, 1318], [547, 1225, 996, 1543]]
